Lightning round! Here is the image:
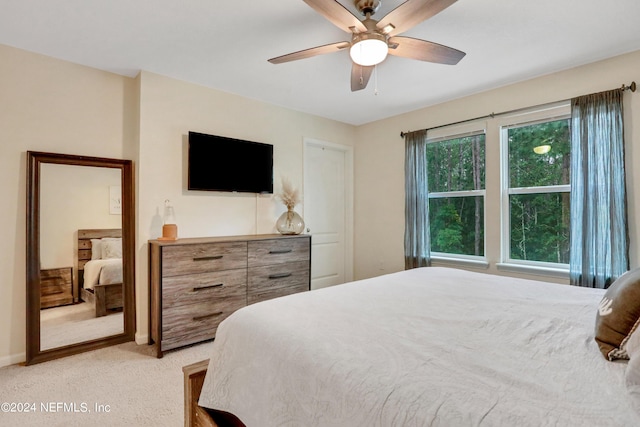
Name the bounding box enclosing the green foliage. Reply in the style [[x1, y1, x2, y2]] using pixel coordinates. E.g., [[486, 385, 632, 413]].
[[428, 196, 485, 256], [509, 120, 571, 188], [508, 119, 571, 263], [425, 119, 571, 263], [426, 134, 485, 256], [430, 202, 464, 253], [427, 134, 485, 193], [509, 193, 570, 263]]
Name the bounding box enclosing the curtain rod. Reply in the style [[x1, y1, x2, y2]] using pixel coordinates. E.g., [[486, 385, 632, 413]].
[[399, 81, 636, 138]]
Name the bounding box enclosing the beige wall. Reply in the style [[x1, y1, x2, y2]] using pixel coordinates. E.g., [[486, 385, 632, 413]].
[[4, 39, 640, 366], [135, 71, 356, 342], [354, 50, 640, 281], [40, 164, 122, 272], [0, 44, 356, 365], [0, 44, 136, 366]]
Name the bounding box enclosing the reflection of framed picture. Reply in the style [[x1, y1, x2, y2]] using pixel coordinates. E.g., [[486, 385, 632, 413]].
[[109, 186, 121, 215]]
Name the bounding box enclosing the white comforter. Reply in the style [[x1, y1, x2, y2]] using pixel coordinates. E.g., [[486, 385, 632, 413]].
[[199, 267, 640, 426], [82, 258, 122, 290]]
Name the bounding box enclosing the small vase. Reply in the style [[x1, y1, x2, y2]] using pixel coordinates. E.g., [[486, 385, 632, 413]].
[[276, 208, 305, 235]]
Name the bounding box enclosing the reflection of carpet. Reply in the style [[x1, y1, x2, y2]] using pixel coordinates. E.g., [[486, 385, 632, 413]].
[[40, 302, 123, 350]]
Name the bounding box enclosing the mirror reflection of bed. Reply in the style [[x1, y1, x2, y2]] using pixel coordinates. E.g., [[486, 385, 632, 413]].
[[40, 229, 124, 351], [38, 161, 126, 352], [77, 229, 124, 317]]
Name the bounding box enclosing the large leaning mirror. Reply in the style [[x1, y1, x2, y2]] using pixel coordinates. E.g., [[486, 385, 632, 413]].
[[26, 151, 135, 365]]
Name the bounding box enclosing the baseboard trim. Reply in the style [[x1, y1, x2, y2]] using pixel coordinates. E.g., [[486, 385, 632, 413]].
[[135, 332, 148, 345], [0, 352, 26, 368]]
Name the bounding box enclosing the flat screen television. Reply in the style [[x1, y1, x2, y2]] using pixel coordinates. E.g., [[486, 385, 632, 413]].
[[188, 131, 273, 193]]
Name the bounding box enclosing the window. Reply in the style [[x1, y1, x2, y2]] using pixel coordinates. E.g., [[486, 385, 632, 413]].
[[502, 115, 571, 266], [426, 132, 486, 257]]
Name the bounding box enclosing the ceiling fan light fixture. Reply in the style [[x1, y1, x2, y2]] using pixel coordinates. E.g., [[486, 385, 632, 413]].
[[350, 33, 388, 66]]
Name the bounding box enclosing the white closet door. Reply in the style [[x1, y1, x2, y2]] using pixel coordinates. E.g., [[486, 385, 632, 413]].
[[303, 138, 353, 290]]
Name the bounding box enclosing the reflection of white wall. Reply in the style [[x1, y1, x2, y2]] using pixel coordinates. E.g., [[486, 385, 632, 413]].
[[40, 163, 121, 270]]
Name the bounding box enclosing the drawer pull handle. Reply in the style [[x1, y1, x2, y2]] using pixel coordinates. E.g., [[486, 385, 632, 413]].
[[193, 255, 223, 262], [193, 311, 223, 322], [193, 283, 223, 291], [269, 272, 292, 279], [269, 249, 292, 254]]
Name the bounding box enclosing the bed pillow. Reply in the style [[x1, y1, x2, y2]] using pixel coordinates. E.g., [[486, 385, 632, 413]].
[[101, 237, 122, 259], [595, 267, 640, 360], [90, 239, 103, 260]]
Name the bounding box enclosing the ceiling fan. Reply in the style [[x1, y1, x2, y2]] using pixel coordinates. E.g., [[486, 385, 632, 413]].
[[268, 0, 466, 92]]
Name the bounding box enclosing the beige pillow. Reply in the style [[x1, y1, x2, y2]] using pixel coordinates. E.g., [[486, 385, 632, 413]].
[[90, 239, 103, 260], [101, 237, 122, 259], [595, 268, 640, 360]]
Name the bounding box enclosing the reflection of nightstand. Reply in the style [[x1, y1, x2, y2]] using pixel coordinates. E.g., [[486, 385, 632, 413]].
[[40, 267, 74, 309]]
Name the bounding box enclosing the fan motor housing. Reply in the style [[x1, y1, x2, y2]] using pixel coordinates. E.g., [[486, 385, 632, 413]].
[[354, 0, 381, 16]]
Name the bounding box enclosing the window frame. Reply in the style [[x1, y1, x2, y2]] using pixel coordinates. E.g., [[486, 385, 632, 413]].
[[498, 104, 571, 272], [426, 126, 487, 263]]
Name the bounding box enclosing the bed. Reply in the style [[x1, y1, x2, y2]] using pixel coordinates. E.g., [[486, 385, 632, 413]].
[[185, 267, 640, 426], [77, 229, 124, 317]]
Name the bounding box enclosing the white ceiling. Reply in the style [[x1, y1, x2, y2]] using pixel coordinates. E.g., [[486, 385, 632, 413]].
[[2, 0, 640, 125]]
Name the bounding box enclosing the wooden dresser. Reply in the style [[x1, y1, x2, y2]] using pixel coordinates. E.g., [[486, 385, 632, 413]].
[[40, 267, 74, 309], [149, 234, 311, 358]]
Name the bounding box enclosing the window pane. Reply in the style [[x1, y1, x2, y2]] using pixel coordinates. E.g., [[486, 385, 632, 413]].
[[429, 197, 484, 256], [427, 134, 485, 192], [508, 119, 570, 188], [509, 193, 570, 263]]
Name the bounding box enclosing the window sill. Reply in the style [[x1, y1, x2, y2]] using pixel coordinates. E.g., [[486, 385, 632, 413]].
[[431, 256, 489, 270], [496, 262, 569, 280]]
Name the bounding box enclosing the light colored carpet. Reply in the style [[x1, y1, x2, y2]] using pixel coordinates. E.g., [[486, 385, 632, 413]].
[[0, 340, 215, 426], [40, 302, 124, 350]]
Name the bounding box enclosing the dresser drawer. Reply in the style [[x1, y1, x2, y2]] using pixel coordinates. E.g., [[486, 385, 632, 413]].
[[248, 260, 309, 300], [162, 269, 247, 307], [162, 296, 245, 351], [161, 242, 247, 277], [248, 237, 310, 267], [248, 282, 309, 305]]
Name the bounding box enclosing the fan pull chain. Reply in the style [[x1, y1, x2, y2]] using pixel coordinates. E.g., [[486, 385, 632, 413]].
[[374, 64, 379, 96]]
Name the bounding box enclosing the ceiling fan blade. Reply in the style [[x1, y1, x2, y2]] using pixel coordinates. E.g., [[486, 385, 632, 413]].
[[377, 0, 457, 36], [303, 0, 367, 33], [351, 63, 374, 91], [268, 41, 350, 64], [388, 36, 465, 65]]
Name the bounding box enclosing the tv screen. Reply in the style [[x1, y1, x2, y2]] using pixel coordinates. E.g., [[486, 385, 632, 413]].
[[188, 132, 273, 193]]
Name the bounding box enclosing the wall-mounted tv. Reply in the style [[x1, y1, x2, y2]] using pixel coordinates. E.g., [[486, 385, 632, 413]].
[[188, 131, 273, 194]]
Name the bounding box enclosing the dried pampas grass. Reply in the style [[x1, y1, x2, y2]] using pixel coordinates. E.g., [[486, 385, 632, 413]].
[[276, 177, 301, 210]]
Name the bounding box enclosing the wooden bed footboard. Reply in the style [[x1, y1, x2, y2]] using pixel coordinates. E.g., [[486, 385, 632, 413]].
[[183, 359, 246, 427], [94, 282, 123, 317], [80, 283, 123, 317], [183, 360, 218, 427]]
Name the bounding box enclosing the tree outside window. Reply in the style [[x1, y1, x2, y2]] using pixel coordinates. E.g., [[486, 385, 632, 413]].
[[505, 118, 571, 264], [426, 133, 486, 257]]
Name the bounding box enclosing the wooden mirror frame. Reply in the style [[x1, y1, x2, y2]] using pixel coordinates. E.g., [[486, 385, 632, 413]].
[[26, 151, 136, 365]]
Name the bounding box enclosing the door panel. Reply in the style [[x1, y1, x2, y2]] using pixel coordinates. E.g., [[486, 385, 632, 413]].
[[304, 139, 353, 289]]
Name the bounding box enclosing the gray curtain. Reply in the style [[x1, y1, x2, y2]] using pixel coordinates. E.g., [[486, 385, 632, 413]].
[[569, 89, 629, 288], [404, 130, 431, 269]]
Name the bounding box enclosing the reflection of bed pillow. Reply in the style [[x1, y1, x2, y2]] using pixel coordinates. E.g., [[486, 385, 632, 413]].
[[101, 238, 122, 259], [91, 239, 103, 260], [595, 267, 640, 360]]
